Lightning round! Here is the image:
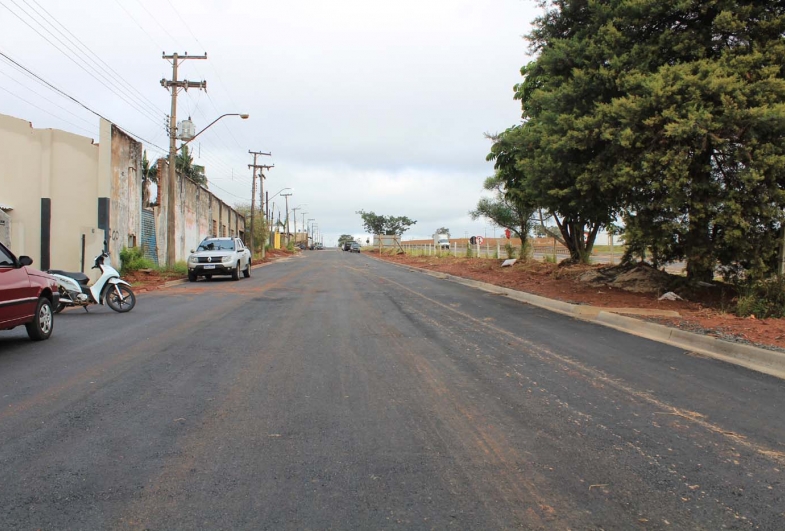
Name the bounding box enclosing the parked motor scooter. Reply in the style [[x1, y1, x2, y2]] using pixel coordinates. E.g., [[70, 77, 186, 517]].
[[49, 249, 136, 313]]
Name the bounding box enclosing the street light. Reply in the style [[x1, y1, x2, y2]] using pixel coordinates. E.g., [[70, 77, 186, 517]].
[[178, 113, 249, 149], [166, 112, 249, 266]]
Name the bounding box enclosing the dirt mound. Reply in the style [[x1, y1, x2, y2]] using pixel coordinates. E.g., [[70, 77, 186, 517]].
[[580, 263, 672, 294]]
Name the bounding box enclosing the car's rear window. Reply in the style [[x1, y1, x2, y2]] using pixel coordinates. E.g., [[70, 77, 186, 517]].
[[198, 240, 235, 251]]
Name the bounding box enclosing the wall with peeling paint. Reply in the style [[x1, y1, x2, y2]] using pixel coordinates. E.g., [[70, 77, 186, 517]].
[[0, 112, 243, 273], [154, 159, 246, 264], [108, 125, 143, 262]]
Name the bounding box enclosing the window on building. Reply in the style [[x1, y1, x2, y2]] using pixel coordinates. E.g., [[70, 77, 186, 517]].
[[212, 220, 218, 237], [221, 224, 227, 237]]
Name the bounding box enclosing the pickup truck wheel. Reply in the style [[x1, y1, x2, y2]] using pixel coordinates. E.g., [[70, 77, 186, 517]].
[[188, 272, 197, 282], [26, 297, 53, 341], [231, 262, 240, 281], [243, 260, 251, 278]]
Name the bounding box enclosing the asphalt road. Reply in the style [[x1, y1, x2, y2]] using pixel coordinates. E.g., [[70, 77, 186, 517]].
[[1, 250, 783, 530]]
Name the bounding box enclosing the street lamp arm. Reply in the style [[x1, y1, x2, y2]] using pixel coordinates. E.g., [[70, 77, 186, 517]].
[[179, 113, 249, 150]]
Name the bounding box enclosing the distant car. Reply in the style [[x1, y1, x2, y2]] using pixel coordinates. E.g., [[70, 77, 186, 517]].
[[350, 242, 361, 253], [315, 243, 324, 250], [342, 241, 354, 251], [0, 241, 59, 340], [187, 237, 252, 282]]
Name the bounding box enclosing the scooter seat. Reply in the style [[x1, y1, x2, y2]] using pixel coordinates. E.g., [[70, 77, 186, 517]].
[[49, 270, 90, 285]]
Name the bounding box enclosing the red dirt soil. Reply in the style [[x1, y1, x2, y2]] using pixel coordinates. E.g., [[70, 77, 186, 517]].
[[372, 252, 785, 352]]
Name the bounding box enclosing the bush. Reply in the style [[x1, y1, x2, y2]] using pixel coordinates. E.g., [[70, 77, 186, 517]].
[[119, 246, 155, 273], [504, 243, 516, 259], [465, 246, 473, 258], [734, 277, 785, 319]]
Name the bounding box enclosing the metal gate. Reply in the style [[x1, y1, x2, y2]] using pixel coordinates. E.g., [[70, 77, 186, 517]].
[[141, 209, 158, 266]]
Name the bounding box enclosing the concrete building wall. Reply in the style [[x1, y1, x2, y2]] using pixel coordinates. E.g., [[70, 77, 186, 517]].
[[154, 159, 246, 263], [108, 125, 143, 259], [0, 113, 103, 273], [2, 112, 243, 272]]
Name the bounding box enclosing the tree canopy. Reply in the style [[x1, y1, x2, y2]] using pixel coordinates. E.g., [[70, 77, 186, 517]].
[[357, 211, 417, 236], [490, 0, 785, 279], [177, 144, 208, 188], [469, 174, 537, 249]]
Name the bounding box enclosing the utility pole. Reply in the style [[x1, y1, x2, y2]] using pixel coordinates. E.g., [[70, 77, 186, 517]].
[[257, 169, 274, 250], [281, 192, 292, 245], [161, 52, 207, 267], [247, 151, 271, 256], [292, 208, 306, 247]]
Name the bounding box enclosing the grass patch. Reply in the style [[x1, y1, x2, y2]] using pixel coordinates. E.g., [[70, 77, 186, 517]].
[[120, 246, 156, 274]]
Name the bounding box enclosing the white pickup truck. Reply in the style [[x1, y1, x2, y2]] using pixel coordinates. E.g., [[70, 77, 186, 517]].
[[187, 237, 252, 282]]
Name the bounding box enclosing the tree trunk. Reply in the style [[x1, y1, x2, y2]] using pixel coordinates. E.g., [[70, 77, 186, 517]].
[[685, 148, 715, 282]]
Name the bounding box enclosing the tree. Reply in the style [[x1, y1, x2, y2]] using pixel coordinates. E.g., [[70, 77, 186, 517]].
[[507, 0, 785, 280], [177, 144, 208, 188], [141, 150, 158, 207], [338, 234, 354, 245], [357, 211, 417, 235], [469, 173, 536, 251], [435, 227, 450, 235], [233, 203, 268, 254], [141, 150, 158, 184], [595, 1, 785, 281]]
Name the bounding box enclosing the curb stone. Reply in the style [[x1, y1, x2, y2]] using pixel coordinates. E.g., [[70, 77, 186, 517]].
[[374, 257, 785, 380]]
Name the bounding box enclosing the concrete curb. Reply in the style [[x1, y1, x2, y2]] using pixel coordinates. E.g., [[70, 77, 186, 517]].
[[381, 258, 785, 380]]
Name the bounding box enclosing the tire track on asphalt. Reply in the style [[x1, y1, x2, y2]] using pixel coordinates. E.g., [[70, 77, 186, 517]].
[[117, 262, 319, 529], [345, 263, 785, 468], [345, 265, 577, 528]]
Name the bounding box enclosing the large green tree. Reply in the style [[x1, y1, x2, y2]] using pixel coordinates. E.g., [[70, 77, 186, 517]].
[[595, 1, 785, 281], [494, 0, 785, 279], [357, 210, 417, 236]]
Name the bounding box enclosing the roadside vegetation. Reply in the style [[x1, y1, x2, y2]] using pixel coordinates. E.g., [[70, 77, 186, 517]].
[[474, 1, 785, 318]]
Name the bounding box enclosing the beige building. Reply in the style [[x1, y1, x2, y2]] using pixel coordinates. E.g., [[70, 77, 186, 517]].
[[0, 112, 245, 278]]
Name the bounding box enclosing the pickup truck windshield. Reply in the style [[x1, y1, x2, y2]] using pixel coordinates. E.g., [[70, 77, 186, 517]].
[[198, 240, 235, 251]]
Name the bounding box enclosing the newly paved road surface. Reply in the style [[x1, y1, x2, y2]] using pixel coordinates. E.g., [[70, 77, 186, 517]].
[[1, 250, 783, 529]]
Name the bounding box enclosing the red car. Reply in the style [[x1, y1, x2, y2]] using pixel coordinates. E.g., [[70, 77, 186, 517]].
[[0, 241, 59, 340]]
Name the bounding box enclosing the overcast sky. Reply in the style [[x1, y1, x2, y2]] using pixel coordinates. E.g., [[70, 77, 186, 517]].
[[0, 0, 539, 245]]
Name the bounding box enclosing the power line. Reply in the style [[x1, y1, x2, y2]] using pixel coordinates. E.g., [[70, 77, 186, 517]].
[[0, 0, 165, 126], [134, 0, 186, 50], [0, 82, 96, 135], [111, 0, 164, 52], [22, 0, 167, 117], [0, 64, 96, 128], [0, 50, 167, 152]]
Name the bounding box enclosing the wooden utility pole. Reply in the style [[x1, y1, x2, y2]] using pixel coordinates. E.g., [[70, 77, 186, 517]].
[[247, 151, 270, 255], [281, 192, 292, 245], [161, 52, 206, 267], [259, 168, 275, 254]]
